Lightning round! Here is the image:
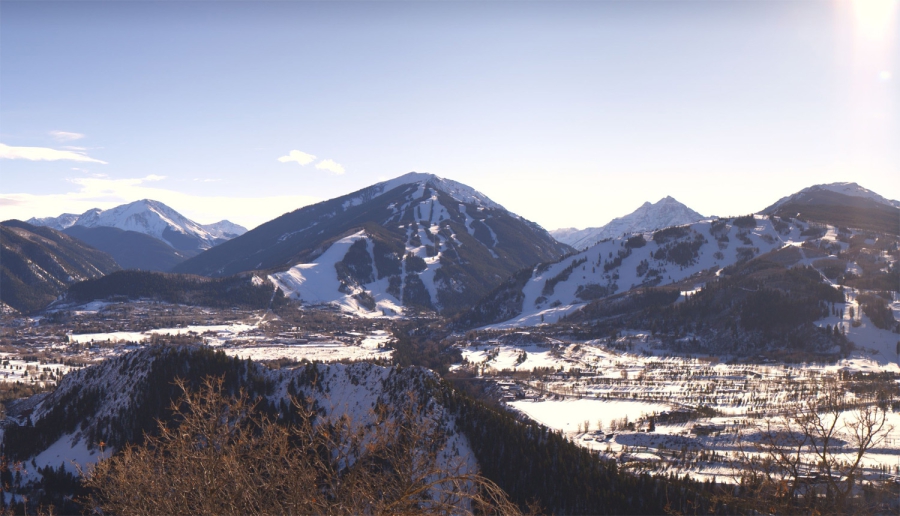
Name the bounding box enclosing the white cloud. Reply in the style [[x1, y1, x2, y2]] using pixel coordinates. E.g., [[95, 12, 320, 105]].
[[0, 143, 107, 164], [277, 150, 317, 166], [50, 130, 85, 142], [315, 158, 345, 175], [0, 174, 320, 230]]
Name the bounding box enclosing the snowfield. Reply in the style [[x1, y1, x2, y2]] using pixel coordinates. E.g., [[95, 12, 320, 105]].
[[509, 399, 672, 432]]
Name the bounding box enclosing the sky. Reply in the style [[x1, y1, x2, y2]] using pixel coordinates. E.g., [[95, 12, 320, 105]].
[[1, 0, 897, 231]]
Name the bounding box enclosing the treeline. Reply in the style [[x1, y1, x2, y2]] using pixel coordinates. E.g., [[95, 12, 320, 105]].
[[450, 266, 534, 329], [566, 259, 850, 356], [440, 382, 736, 515], [858, 292, 898, 331], [390, 324, 462, 375], [66, 270, 285, 309], [2, 346, 270, 462]]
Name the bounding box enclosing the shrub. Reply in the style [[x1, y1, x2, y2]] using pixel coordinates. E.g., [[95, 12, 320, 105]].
[[82, 377, 518, 515]]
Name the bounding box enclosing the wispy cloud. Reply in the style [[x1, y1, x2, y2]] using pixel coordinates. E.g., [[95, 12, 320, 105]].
[[315, 158, 345, 175], [49, 130, 85, 142], [0, 143, 106, 164], [278, 149, 346, 175], [277, 150, 317, 166]]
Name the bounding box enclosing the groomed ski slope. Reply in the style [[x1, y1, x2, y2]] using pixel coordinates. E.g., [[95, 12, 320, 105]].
[[484, 215, 835, 329]]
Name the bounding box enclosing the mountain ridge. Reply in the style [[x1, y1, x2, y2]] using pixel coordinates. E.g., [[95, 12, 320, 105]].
[[0, 220, 120, 312], [28, 200, 248, 255]]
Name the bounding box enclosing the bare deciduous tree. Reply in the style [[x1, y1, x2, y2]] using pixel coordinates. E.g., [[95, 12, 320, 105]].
[[82, 376, 521, 515], [729, 384, 894, 514]]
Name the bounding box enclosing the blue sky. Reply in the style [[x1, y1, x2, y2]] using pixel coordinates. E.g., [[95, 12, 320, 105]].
[[1, 0, 897, 230]]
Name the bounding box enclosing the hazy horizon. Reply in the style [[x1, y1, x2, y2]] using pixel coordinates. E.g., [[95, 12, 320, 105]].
[[2, 1, 897, 230]]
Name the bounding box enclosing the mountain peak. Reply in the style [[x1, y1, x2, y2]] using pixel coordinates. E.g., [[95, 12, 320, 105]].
[[26, 200, 245, 254], [551, 196, 704, 250], [174, 173, 569, 314], [765, 182, 900, 212], [201, 220, 248, 239], [370, 172, 503, 210]]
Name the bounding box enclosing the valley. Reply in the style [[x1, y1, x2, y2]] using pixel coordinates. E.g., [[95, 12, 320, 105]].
[[1, 175, 898, 513]]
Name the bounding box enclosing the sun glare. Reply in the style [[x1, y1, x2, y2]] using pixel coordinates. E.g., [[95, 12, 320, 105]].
[[850, 0, 898, 40]]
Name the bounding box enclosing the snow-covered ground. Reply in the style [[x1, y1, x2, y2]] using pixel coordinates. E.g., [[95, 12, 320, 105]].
[[463, 330, 900, 484], [814, 289, 900, 366], [509, 399, 671, 433], [221, 330, 394, 363], [0, 352, 78, 387]]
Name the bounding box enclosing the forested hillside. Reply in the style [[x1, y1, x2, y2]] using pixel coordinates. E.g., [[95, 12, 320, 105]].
[[0, 220, 119, 313], [64, 270, 284, 309]]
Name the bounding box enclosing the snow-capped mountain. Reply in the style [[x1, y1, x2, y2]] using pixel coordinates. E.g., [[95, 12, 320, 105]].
[[551, 196, 704, 250], [25, 213, 80, 231], [766, 182, 900, 211], [175, 172, 571, 315], [28, 200, 247, 255], [457, 213, 825, 329], [72, 199, 221, 251], [201, 220, 248, 240], [762, 182, 900, 235], [374, 172, 504, 210]]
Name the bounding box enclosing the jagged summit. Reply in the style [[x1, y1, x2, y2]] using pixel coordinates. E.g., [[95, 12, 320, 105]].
[[551, 196, 704, 250], [25, 213, 80, 231]]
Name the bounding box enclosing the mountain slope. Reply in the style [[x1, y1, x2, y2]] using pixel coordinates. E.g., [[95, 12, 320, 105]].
[[62, 226, 190, 271], [0, 220, 120, 312], [457, 214, 807, 329], [63, 270, 283, 309], [72, 199, 223, 253], [175, 173, 571, 315], [762, 182, 900, 235], [29, 200, 248, 257], [551, 196, 704, 250]]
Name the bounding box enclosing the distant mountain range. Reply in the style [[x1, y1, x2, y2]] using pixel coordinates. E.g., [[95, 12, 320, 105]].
[[27, 200, 248, 271], [551, 196, 704, 250], [6, 178, 897, 317], [455, 181, 899, 330]]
